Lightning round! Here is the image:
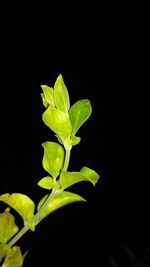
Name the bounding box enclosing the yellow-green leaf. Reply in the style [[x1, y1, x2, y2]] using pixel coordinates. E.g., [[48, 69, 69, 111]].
[[0, 244, 11, 263], [80, 166, 100, 185], [0, 194, 35, 229], [41, 93, 48, 108], [54, 74, 70, 112], [0, 208, 19, 244], [69, 99, 92, 136], [37, 176, 54, 190], [37, 191, 86, 222], [37, 194, 49, 211], [42, 105, 72, 141], [42, 142, 64, 179], [59, 170, 98, 189], [64, 136, 81, 147], [1, 246, 23, 267], [41, 85, 55, 107]]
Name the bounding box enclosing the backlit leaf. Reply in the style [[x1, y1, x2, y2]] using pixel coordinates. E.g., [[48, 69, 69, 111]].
[[0, 208, 19, 244], [37, 191, 86, 222], [42, 106, 72, 141], [42, 142, 64, 179], [41, 85, 55, 107], [0, 194, 35, 230], [69, 99, 92, 136], [54, 74, 70, 112], [80, 166, 100, 185]]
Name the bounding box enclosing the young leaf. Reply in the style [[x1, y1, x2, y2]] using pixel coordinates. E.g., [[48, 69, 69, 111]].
[[41, 93, 48, 108], [80, 166, 100, 185], [0, 194, 35, 230], [0, 208, 19, 244], [69, 99, 92, 136], [41, 85, 55, 107], [37, 191, 86, 222], [42, 106, 72, 141], [42, 142, 64, 179], [64, 136, 81, 146], [69, 136, 81, 146], [54, 74, 70, 112], [1, 246, 23, 267], [37, 176, 53, 190]]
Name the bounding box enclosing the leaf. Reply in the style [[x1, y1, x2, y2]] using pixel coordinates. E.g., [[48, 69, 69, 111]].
[[37, 194, 49, 211], [54, 74, 70, 112], [41, 93, 48, 108], [0, 208, 19, 244], [41, 85, 55, 107], [37, 176, 60, 190], [64, 136, 81, 146], [1, 246, 23, 267], [37, 191, 86, 222], [59, 170, 99, 189], [69, 99, 92, 136], [37, 176, 54, 190], [0, 194, 35, 230], [69, 136, 81, 145], [42, 106, 72, 141], [0, 244, 11, 262], [42, 142, 64, 179], [80, 166, 100, 185]]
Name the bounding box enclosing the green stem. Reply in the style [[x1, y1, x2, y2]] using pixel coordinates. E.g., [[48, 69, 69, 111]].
[[63, 146, 71, 171], [8, 225, 29, 248], [33, 190, 56, 226], [7, 189, 58, 249], [7, 143, 71, 249]]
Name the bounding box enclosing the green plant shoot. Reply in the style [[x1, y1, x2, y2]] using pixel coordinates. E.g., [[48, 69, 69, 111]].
[[0, 74, 100, 266]]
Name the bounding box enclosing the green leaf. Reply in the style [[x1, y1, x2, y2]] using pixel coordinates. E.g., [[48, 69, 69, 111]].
[[42, 106, 72, 141], [0, 208, 19, 244], [59, 170, 99, 189], [41, 93, 48, 108], [69, 99, 92, 136], [42, 142, 64, 179], [0, 244, 11, 263], [37, 191, 86, 222], [54, 74, 70, 112], [80, 166, 100, 185], [69, 136, 81, 145], [64, 136, 81, 147], [0, 194, 35, 230], [37, 194, 49, 211], [1, 246, 23, 267], [37, 176, 54, 190], [41, 85, 55, 107], [37, 176, 60, 190]]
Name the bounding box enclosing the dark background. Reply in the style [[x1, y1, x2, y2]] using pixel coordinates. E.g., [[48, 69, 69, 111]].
[[0, 4, 148, 266]]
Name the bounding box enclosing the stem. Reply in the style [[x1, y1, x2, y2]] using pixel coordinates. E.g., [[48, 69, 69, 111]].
[[33, 190, 56, 226], [7, 192, 55, 249], [63, 146, 71, 171], [6, 142, 72, 249], [8, 225, 29, 247]]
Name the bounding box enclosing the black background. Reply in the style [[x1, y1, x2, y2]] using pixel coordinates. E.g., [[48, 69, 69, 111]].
[[0, 4, 149, 266]]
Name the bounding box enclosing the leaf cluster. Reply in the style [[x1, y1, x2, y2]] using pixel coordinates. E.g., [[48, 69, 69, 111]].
[[0, 74, 100, 266]]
